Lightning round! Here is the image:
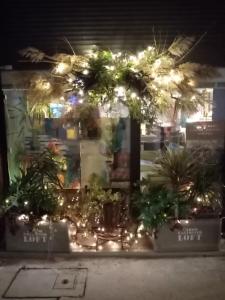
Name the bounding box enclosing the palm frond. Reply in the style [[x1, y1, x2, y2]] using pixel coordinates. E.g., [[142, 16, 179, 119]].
[[19, 47, 46, 63], [168, 36, 195, 58], [179, 63, 217, 79]]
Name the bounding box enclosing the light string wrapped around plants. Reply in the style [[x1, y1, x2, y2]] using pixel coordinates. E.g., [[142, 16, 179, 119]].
[[20, 36, 216, 126]]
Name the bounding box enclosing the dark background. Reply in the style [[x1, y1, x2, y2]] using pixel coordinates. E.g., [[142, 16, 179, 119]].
[[1, 0, 225, 68]]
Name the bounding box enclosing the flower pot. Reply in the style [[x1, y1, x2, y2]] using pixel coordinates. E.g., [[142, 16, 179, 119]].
[[5, 219, 70, 252], [153, 218, 221, 252]]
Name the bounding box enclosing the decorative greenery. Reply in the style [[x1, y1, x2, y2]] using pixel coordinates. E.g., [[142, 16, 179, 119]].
[[133, 183, 187, 232], [153, 148, 197, 193], [153, 147, 222, 210], [4, 149, 63, 227], [20, 36, 216, 125], [64, 173, 121, 228], [133, 147, 222, 233]]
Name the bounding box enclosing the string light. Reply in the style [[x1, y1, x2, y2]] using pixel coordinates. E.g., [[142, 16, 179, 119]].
[[131, 92, 137, 98], [17, 214, 29, 221], [54, 62, 69, 74], [60, 218, 67, 223], [137, 51, 145, 59]]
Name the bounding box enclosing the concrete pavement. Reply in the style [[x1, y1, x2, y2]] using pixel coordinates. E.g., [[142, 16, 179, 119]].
[[0, 256, 225, 300]]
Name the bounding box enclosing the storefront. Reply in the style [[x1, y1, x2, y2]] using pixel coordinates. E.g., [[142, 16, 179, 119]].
[[1, 46, 225, 253]]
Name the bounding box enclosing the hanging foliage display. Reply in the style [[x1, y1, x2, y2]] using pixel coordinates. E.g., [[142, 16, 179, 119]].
[[20, 36, 216, 125]]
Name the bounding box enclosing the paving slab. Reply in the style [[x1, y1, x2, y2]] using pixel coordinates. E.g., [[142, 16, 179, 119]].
[[0, 257, 225, 300], [3, 268, 87, 298]]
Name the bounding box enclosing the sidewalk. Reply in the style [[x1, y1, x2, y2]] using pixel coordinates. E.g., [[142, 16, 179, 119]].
[[0, 256, 225, 300]]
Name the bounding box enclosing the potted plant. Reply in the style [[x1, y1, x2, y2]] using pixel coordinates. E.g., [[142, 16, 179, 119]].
[[3, 149, 70, 252], [133, 148, 222, 252]]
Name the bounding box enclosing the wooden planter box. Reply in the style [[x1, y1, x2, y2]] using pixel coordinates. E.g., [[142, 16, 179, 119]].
[[5, 220, 70, 252], [153, 218, 221, 252]]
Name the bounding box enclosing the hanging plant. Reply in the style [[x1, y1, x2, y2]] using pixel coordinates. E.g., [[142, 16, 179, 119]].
[[20, 36, 216, 125]]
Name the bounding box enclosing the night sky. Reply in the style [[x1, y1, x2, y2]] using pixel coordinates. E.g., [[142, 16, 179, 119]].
[[1, 0, 225, 68]]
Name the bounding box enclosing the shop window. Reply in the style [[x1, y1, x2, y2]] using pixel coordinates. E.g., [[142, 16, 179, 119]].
[[4, 89, 130, 189]]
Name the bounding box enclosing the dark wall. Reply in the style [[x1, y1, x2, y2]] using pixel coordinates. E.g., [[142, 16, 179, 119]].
[[1, 0, 225, 68]]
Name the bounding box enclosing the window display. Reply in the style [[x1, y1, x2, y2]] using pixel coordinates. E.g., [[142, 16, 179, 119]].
[[4, 89, 130, 189]]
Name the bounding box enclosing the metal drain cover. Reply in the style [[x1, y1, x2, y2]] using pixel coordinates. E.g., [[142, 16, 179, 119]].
[[3, 267, 87, 298]]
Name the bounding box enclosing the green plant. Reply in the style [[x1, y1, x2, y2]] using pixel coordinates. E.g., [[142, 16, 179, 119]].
[[4, 149, 62, 226], [153, 147, 222, 212], [133, 182, 188, 232], [76, 173, 120, 227]]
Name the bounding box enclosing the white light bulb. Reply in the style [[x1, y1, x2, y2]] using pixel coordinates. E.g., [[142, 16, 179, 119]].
[[131, 92, 137, 98], [55, 62, 68, 74], [137, 51, 145, 59], [147, 46, 154, 51]]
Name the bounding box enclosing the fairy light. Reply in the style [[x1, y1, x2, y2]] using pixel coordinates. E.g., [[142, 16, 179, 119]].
[[169, 70, 183, 83], [42, 214, 48, 221], [137, 233, 142, 238], [137, 223, 144, 232], [98, 245, 103, 250], [24, 201, 28, 206], [129, 55, 137, 62], [197, 197, 202, 202], [82, 69, 89, 75], [60, 218, 67, 223], [5, 199, 9, 204], [54, 62, 68, 74], [17, 214, 29, 221], [131, 92, 137, 98], [106, 65, 115, 71], [185, 220, 189, 224], [137, 51, 145, 59], [135, 239, 138, 244], [147, 46, 154, 51], [115, 86, 126, 97], [153, 58, 161, 69]]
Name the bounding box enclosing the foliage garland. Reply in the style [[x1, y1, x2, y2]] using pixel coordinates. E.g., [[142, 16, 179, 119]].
[[20, 36, 216, 125]]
